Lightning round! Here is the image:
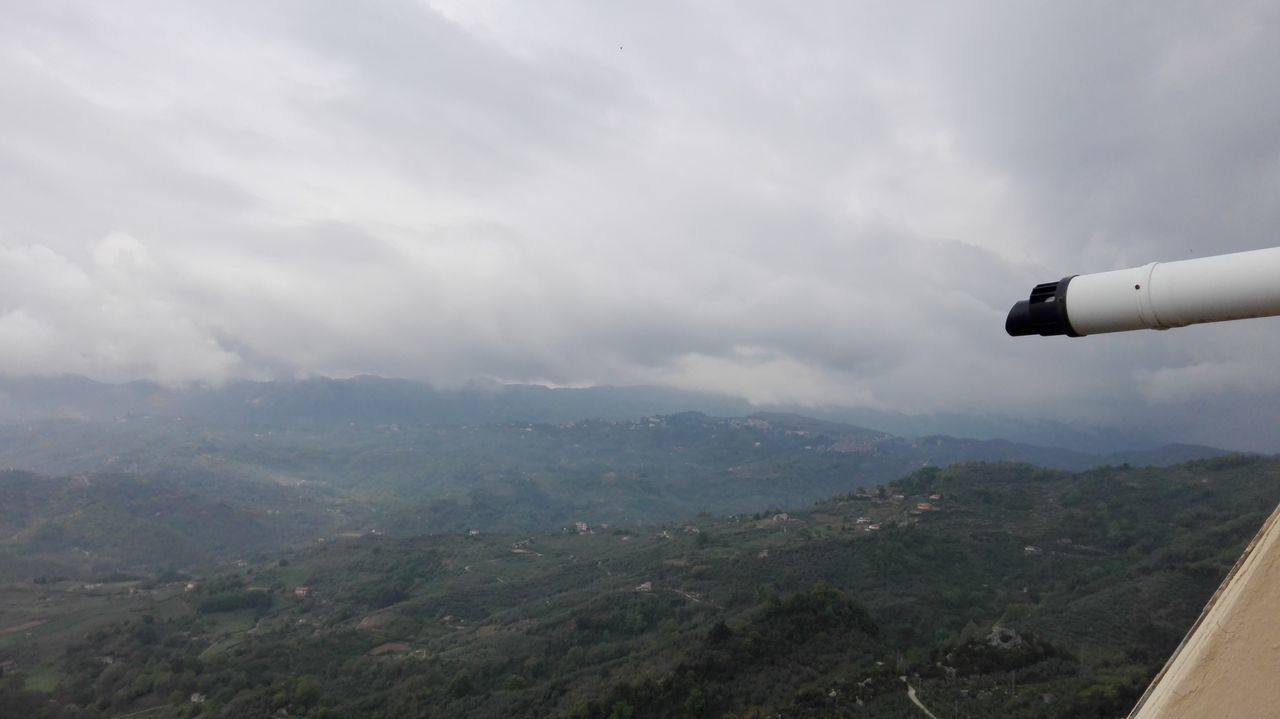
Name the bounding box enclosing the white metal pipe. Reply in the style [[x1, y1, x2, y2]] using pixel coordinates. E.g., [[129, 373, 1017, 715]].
[[1006, 247, 1280, 337]]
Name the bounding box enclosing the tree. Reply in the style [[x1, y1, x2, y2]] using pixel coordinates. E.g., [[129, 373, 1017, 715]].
[[684, 687, 706, 714], [448, 675, 474, 698], [502, 675, 527, 691], [292, 678, 322, 707]]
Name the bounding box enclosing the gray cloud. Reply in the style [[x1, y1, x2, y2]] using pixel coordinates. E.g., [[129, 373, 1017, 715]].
[[2, 1, 1279, 450]]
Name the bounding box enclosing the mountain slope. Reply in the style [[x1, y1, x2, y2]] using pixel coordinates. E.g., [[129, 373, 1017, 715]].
[[0, 412, 1231, 543], [5, 456, 1278, 718], [0, 470, 357, 574]]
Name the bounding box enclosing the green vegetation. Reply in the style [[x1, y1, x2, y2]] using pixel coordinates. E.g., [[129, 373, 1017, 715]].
[[0, 412, 1228, 576], [1, 455, 1275, 717], [22, 665, 60, 692]]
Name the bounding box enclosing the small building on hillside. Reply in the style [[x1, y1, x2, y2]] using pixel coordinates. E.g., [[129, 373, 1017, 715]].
[[294, 586, 311, 598], [635, 581, 653, 593], [916, 502, 934, 511], [575, 521, 589, 534]]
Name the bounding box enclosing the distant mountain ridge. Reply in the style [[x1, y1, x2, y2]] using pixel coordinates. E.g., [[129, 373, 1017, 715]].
[[0, 407, 1232, 557], [0, 375, 751, 428], [1, 374, 1168, 453]]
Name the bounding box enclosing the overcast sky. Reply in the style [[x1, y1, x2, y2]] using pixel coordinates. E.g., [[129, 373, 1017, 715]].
[[2, 1, 1279, 449]]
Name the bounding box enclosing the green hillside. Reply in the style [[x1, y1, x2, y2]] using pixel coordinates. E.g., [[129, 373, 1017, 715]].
[[0, 470, 359, 576], [0, 412, 1229, 545], [3, 456, 1276, 718]]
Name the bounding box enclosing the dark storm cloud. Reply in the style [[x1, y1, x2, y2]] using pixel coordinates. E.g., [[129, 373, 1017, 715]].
[[2, 1, 1279, 449]]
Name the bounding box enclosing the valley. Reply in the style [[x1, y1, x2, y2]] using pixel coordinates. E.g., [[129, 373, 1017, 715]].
[[2, 454, 1276, 717]]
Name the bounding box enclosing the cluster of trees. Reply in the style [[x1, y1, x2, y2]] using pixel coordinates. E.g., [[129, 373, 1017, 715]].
[[580, 584, 884, 717], [7, 457, 1279, 717], [196, 591, 272, 615]]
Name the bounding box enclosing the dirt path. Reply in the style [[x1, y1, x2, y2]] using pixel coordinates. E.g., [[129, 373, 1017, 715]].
[[906, 685, 940, 719], [668, 588, 722, 609], [116, 705, 173, 718], [0, 618, 48, 635]]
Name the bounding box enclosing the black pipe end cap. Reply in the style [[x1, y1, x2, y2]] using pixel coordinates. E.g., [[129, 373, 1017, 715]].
[[1005, 276, 1080, 337]]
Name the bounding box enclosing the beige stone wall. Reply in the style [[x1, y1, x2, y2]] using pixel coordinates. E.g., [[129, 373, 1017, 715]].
[[1130, 501, 1280, 718]]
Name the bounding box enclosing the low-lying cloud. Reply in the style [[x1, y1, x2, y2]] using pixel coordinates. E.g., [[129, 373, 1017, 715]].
[[3, 1, 1280, 450]]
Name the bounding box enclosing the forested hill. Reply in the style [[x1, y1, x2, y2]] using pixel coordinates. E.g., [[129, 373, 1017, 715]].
[[0, 411, 1229, 565], [2, 455, 1277, 718], [0, 470, 358, 579]]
